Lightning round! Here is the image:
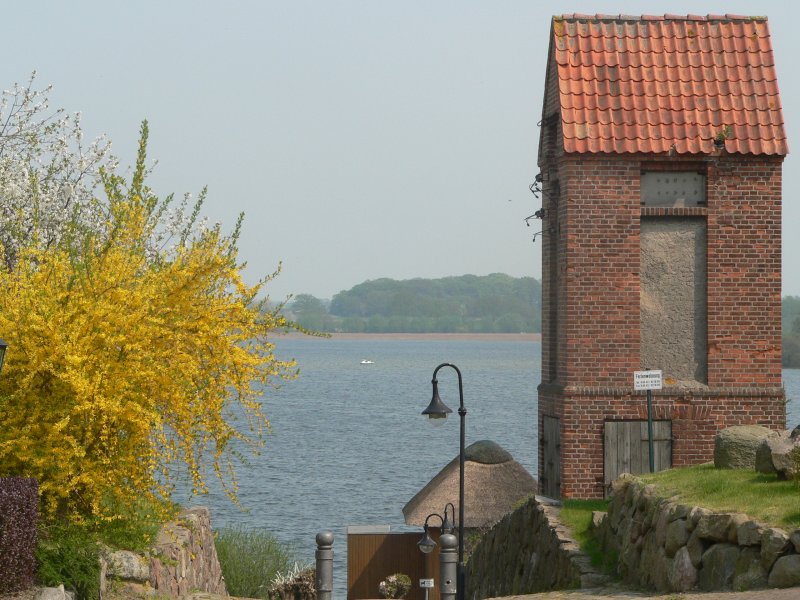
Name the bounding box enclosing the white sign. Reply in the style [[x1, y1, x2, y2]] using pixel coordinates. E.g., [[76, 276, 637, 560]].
[[634, 370, 663, 391], [419, 579, 434, 589]]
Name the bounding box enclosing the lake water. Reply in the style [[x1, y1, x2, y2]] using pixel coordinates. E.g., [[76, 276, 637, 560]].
[[181, 336, 800, 597]]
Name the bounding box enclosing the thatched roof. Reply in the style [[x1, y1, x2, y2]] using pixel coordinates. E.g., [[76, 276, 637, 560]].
[[402, 440, 538, 528]]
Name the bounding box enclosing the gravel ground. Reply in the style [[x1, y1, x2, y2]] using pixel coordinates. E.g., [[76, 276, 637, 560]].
[[6, 584, 799, 600], [489, 583, 800, 600], [0, 589, 38, 600]]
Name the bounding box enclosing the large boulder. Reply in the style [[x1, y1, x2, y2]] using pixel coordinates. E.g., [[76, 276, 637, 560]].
[[665, 519, 689, 557], [668, 546, 697, 592], [35, 586, 74, 600], [105, 550, 150, 582], [755, 428, 800, 479], [732, 547, 768, 591], [698, 543, 740, 591], [768, 554, 800, 588], [714, 425, 778, 470], [761, 527, 790, 571]]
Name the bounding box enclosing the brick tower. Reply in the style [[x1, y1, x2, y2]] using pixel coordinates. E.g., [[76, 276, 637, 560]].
[[536, 14, 788, 499]]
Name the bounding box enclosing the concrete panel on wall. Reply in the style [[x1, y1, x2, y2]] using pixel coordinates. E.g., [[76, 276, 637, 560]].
[[640, 217, 707, 385], [641, 172, 706, 207]]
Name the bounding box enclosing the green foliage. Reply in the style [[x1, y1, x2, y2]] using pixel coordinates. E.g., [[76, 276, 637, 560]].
[[36, 495, 169, 600], [782, 296, 800, 334], [96, 495, 176, 553], [0, 121, 296, 521], [639, 464, 800, 527], [559, 499, 615, 572], [287, 292, 800, 337], [780, 297, 800, 368], [784, 334, 800, 369], [36, 523, 101, 600], [494, 312, 525, 333], [289, 294, 333, 331], [511, 493, 535, 511], [294, 274, 541, 333], [215, 525, 296, 598]]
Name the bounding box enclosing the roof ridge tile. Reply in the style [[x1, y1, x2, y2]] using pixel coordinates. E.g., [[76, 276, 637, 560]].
[[556, 14, 769, 23]]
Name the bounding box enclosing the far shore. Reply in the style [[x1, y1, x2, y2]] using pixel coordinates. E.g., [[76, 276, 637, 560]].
[[276, 331, 541, 342]]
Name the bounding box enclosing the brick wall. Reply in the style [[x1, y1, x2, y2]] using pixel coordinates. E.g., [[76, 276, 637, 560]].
[[706, 156, 783, 388], [537, 152, 785, 499]]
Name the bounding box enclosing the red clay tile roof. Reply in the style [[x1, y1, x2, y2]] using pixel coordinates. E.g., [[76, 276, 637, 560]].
[[550, 14, 788, 155]]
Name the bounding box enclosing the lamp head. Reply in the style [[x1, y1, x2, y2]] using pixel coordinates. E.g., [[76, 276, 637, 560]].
[[417, 526, 437, 554], [422, 379, 452, 425], [418, 512, 444, 554]]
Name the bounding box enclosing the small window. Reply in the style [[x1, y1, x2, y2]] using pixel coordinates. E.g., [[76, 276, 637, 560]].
[[641, 172, 706, 207]]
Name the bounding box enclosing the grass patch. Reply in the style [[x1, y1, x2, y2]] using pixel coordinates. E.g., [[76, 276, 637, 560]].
[[37, 523, 101, 600], [639, 463, 800, 528], [559, 499, 615, 572], [215, 525, 296, 598], [557, 465, 800, 581]]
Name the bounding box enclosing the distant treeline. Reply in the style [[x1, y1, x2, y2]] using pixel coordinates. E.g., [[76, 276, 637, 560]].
[[285, 280, 800, 364], [286, 274, 541, 333], [783, 296, 800, 368]]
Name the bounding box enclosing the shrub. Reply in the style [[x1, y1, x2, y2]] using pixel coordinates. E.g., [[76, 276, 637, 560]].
[[34, 496, 169, 600], [269, 564, 316, 600], [215, 525, 296, 598], [0, 477, 38, 592], [94, 494, 176, 553], [378, 573, 412, 599], [36, 523, 100, 600], [0, 121, 297, 521], [783, 334, 800, 368]]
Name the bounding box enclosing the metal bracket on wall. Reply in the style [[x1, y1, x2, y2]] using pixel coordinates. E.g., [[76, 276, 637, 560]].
[[529, 226, 556, 244]]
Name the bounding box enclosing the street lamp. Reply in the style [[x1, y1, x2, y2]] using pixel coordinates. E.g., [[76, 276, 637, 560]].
[[421, 362, 466, 600], [0, 338, 7, 375], [417, 512, 444, 554]]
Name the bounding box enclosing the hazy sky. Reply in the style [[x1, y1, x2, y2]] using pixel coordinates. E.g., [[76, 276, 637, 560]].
[[7, 1, 800, 300]]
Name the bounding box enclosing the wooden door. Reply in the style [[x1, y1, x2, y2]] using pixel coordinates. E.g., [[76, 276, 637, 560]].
[[541, 416, 561, 499], [603, 420, 672, 496]]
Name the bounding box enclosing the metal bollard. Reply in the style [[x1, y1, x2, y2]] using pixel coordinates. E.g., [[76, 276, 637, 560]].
[[439, 533, 458, 600], [315, 531, 334, 600]]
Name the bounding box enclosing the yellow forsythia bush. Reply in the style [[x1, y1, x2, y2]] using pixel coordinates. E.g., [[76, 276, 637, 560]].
[[0, 123, 296, 521]]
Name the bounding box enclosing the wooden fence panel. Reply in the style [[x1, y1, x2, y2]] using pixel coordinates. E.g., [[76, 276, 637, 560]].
[[347, 531, 439, 600]]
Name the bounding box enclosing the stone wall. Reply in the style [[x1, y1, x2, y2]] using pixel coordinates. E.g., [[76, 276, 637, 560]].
[[464, 496, 605, 600], [597, 475, 800, 592], [102, 506, 227, 596]]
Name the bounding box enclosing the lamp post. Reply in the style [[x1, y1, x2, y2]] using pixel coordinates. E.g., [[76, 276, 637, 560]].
[[421, 362, 466, 600], [0, 338, 7, 375]]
